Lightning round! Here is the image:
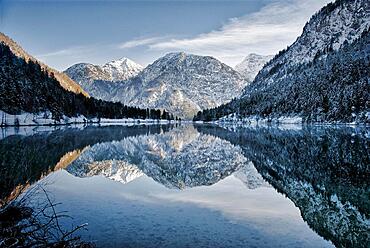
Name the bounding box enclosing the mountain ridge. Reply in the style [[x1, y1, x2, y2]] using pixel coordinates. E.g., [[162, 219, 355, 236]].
[[65, 57, 143, 84]]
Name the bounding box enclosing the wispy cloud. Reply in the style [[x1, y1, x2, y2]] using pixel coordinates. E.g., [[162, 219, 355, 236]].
[[125, 0, 333, 66], [118, 36, 171, 49], [36, 46, 94, 59], [35, 45, 105, 71]]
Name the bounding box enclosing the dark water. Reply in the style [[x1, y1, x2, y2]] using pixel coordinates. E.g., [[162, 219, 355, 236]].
[[0, 124, 369, 247]]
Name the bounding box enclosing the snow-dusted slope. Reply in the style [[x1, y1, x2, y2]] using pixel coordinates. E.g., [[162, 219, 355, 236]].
[[64, 63, 112, 83], [64, 63, 118, 100], [234, 54, 273, 82], [113, 52, 245, 119], [256, 0, 370, 84]]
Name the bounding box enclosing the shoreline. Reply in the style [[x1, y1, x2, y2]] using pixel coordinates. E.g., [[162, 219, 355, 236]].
[[0, 119, 182, 128]]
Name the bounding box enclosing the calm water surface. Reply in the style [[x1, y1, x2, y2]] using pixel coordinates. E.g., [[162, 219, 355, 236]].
[[0, 124, 369, 247]]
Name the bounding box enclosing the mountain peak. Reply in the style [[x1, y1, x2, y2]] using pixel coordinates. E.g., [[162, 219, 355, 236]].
[[151, 52, 223, 70], [104, 57, 138, 67], [102, 57, 143, 81]]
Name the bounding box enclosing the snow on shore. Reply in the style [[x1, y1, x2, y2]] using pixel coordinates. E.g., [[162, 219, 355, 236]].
[[0, 110, 176, 127]]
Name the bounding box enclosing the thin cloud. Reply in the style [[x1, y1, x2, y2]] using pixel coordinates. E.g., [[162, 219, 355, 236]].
[[119, 36, 172, 49], [36, 46, 94, 59]]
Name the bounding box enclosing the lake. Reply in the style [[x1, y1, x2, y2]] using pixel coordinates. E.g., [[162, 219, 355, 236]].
[[0, 124, 369, 247]]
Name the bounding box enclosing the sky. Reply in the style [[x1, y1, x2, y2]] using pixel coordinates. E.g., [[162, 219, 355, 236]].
[[0, 0, 333, 71]]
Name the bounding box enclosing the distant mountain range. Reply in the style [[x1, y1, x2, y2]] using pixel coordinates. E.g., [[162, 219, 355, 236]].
[[66, 52, 246, 119], [195, 0, 370, 123]]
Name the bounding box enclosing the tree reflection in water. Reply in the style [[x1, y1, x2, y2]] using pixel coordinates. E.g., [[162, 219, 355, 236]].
[[0, 124, 368, 247]]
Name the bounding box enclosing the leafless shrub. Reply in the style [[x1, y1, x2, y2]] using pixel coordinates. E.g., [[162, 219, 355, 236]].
[[0, 184, 94, 247]]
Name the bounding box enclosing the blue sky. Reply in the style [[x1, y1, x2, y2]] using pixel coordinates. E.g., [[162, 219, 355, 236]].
[[0, 0, 332, 71]]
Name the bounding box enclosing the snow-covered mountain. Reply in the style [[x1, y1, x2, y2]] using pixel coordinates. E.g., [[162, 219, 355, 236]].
[[259, 0, 370, 70], [66, 52, 245, 119], [243, 0, 370, 122], [69, 159, 144, 184], [254, 0, 370, 86], [65, 63, 112, 83], [234, 54, 273, 82], [64, 63, 118, 100], [114, 52, 245, 119]]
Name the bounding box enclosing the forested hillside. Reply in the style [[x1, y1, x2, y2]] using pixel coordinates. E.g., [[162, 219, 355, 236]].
[[0, 32, 88, 97], [0, 42, 174, 122]]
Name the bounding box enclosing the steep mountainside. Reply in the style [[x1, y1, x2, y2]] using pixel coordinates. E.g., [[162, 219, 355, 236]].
[[195, 0, 370, 123], [65, 63, 112, 83], [259, 0, 369, 71], [234, 54, 273, 82], [0, 32, 88, 97]]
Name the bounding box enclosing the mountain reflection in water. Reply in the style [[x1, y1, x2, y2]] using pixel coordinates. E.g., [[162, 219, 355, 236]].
[[0, 124, 368, 248]]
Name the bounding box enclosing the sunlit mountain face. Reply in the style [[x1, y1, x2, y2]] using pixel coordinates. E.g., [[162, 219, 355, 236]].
[[0, 124, 368, 247]]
